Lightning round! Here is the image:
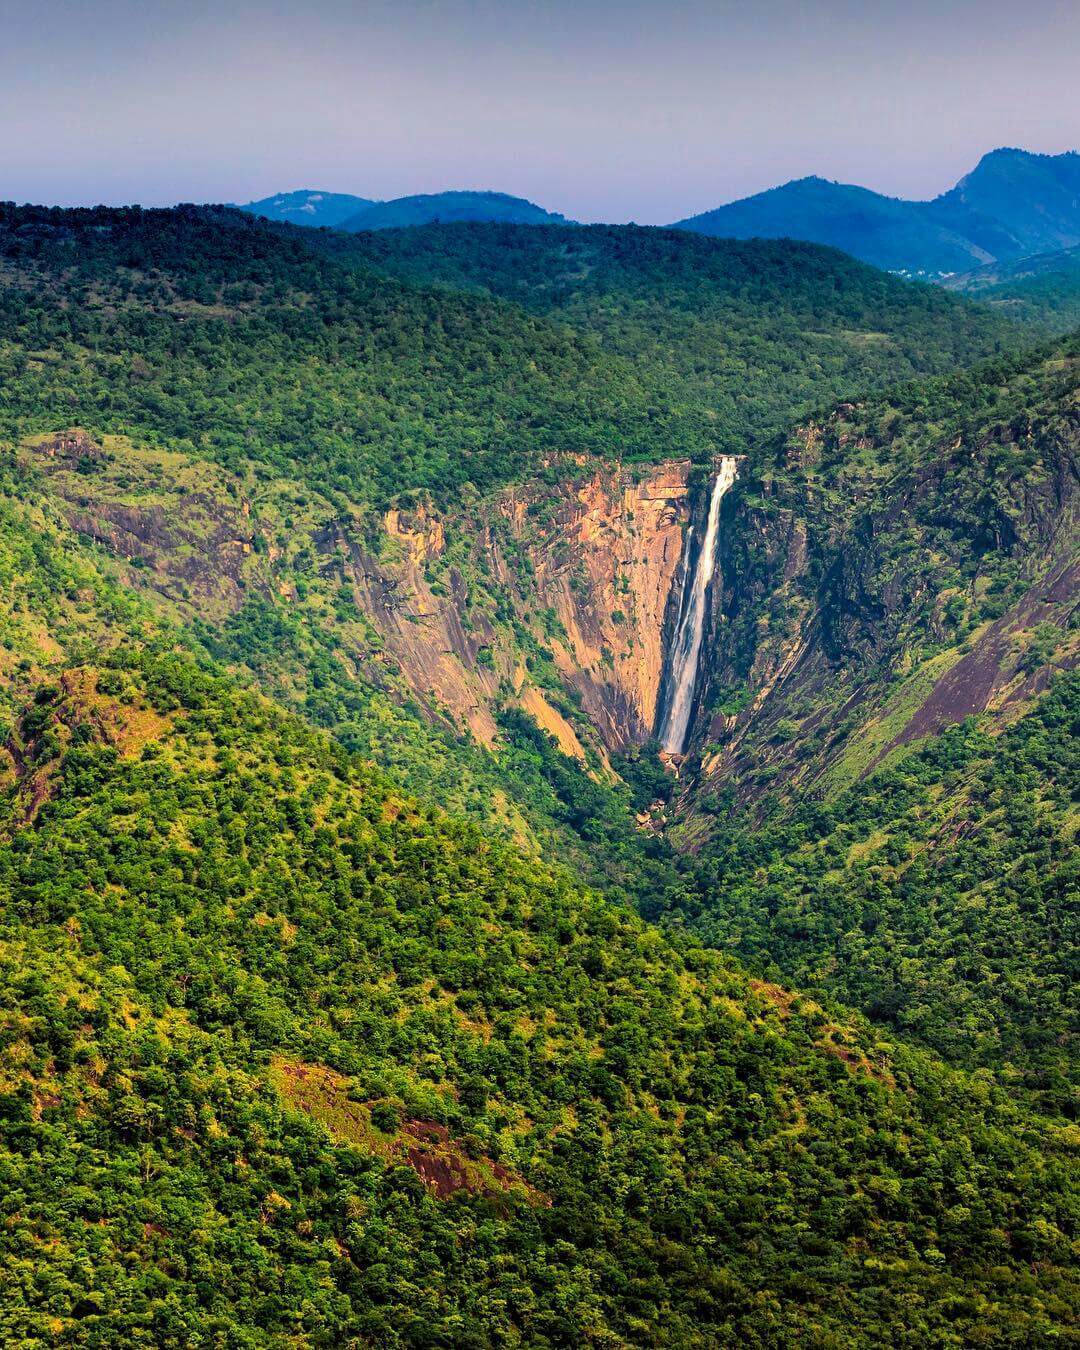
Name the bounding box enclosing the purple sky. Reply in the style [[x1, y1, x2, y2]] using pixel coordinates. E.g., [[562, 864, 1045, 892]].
[[2, 0, 1078, 223]]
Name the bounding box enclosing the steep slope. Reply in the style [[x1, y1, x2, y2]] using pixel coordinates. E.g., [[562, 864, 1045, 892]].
[[0, 652, 1076, 1345], [674, 148, 1080, 279], [342, 190, 569, 231], [0, 425, 698, 918], [236, 190, 378, 228], [931, 148, 1080, 262], [673, 340, 1080, 815], [14, 396, 1077, 1137]]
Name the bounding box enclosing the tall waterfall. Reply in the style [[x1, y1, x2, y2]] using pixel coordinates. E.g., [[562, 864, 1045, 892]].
[[658, 457, 738, 754]]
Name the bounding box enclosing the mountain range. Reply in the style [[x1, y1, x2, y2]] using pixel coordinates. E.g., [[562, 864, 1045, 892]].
[[0, 200, 1076, 1343], [242, 148, 1080, 281], [677, 148, 1080, 275]]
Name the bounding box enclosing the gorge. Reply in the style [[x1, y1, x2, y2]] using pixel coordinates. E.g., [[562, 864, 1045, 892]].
[[0, 199, 1076, 1345]]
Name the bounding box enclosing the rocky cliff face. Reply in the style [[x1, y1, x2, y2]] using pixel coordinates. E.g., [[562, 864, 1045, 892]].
[[492, 460, 696, 750], [24, 435, 706, 765], [344, 458, 708, 757], [679, 384, 1080, 822], [24, 375, 1077, 837]]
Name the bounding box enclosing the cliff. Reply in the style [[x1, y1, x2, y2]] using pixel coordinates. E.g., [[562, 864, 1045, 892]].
[[493, 460, 696, 749], [21, 435, 708, 767], [20, 344, 1078, 839], [675, 356, 1080, 826]]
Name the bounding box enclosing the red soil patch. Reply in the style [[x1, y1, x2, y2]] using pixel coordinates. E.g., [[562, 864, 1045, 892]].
[[271, 1057, 548, 1206]]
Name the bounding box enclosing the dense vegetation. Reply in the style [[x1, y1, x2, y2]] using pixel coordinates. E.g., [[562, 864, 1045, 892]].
[[949, 245, 1080, 335], [321, 221, 1022, 456], [0, 206, 1025, 509], [675, 338, 1079, 809], [663, 676, 1079, 1118], [0, 205, 715, 505], [0, 201, 1076, 1343], [0, 653, 1076, 1345]]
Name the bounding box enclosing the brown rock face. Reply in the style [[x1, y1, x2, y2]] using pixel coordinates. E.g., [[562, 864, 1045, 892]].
[[337, 460, 703, 756], [24, 431, 709, 764], [341, 503, 503, 746], [496, 461, 695, 750]]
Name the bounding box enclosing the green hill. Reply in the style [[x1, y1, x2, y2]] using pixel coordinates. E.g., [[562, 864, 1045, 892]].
[[645, 338, 1080, 1116], [664, 673, 1080, 1116], [0, 651, 1076, 1344], [316, 220, 1023, 450], [0, 206, 1022, 506], [0, 205, 709, 504], [676, 338, 1079, 810]]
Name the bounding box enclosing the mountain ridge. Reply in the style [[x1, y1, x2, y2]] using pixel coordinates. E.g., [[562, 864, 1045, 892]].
[[236, 189, 376, 228], [673, 147, 1080, 277], [238, 188, 570, 231]]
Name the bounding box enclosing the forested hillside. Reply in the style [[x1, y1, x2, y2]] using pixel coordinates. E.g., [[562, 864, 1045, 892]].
[[0, 205, 710, 504], [319, 221, 1024, 454], [0, 208, 1021, 504], [663, 674, 1079, 1117], [0, 653, 1076, 1345], [0, 429, 669, 906], [947, 244, 1080, 335], [0, 200, 1076, 1344], [677, 339, 1079, 809]]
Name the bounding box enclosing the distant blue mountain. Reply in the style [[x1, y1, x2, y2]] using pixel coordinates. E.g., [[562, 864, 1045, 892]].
[[341, 190, 570, 231], [673, 148, 1080, 277], [238, 190, 377, 229]]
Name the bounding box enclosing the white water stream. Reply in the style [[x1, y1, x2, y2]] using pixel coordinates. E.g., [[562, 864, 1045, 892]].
[[658, 457, 738, 753]]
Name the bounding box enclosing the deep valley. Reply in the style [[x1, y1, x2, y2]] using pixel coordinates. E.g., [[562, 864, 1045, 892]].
[[0, 200, 1075, 1346]]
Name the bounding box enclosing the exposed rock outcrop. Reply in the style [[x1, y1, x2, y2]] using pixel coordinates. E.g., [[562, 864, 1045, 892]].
[[25, 435, 709, 763], [494, 460, 696, 750]]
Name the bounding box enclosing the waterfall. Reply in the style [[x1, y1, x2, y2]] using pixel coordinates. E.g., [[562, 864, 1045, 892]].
[[658, 457, 738, 754]]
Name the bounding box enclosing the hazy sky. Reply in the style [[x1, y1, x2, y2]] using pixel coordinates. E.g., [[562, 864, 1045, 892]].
[[2, 0, 1078, 223]]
